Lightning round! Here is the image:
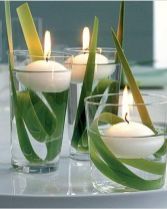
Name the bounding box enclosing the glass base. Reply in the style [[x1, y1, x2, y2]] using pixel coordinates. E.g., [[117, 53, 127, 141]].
[[12, 160, 59, 174], [70, 147, 90, 161], [91, 162, 138, 193], [93, 181, 137, 193]]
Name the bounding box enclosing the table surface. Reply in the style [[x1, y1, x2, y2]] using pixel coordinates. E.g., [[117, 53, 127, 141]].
[[0, 68, 167, 208]]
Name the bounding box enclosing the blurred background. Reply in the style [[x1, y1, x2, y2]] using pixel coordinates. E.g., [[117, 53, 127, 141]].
[[0, 1, 153, 63]]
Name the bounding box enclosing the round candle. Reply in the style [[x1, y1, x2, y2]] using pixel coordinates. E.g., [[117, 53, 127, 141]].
[[17, 31, 71, 93], [69, 27, 114, 83], [17, 60, 71, 93], [102, 122, 164, 159], [102, 86, 164, 159]]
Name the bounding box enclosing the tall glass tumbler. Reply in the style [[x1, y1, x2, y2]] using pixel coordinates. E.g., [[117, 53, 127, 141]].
[[10, 50, 71, 173], [66, 48, 121, 160], [85, 93, 167, 192]]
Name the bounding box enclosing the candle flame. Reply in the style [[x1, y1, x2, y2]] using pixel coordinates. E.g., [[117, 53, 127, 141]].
[[122, 86, 130, 122], [82, 27, 90, 50], [44, 30, 51, 60]]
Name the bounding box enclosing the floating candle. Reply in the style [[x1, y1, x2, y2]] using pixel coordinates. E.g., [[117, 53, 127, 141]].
[[69, 27, 114, 83], [17, 31, 71, 93], [102, 86, 164, 159]]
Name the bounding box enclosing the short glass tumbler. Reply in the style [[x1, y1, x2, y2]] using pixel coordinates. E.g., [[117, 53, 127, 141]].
[[85, 93, 167, 192], [66, 48, 121, 161], [10, 50, 71, 173]]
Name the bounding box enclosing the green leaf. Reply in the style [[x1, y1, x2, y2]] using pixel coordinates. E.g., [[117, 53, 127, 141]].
[[116, 1, 125, 87], [10, 65, 42, 162], [112, 29, 155, 132], [89, 112, 165, 190], [5, 1, 42, 163], [5, 1, 14, 67], [71, 16, 99, 149], [120, 158, 165, 175], [43, 90, 69, 161], [17, 3, 43, 61], [17, 91, 57, 143], [72, 79, 118, 152], [115, 0, 125, 63]]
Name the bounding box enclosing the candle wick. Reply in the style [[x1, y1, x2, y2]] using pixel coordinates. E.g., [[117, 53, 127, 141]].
[[83, 48, 89, 54], [45, 52, 50, 62], [125, 112, 129, 124], [97, 47, 102, 54]]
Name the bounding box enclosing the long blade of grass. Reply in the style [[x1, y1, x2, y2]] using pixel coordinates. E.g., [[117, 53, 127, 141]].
[[17, 3, 43, 60], [116, 0, 125, 63], [116, 1, 125, 87], [5, 1, 14, 67], [112, 29, 155, 132], [5, 1, 42, 162], [71, 16, 99, 149]]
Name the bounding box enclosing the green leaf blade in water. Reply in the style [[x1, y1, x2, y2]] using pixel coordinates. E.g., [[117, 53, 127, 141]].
[[71, 16, 99, 150], [17, 90, 57, 143], [6, 1, 68, 163], [43, 90, 69, 161], [5, 1, 42, 163], [73, 78, 119, 152], [88, 112, 165, 190]]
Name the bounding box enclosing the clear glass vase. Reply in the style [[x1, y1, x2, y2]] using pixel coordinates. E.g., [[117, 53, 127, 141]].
[[10, 50, 71, 173], [66, 48, 121, 161], [85, 93, 167, 192]]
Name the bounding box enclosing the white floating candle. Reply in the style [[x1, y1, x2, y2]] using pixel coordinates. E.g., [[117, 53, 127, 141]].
[[17, 31, 71, 93], [102, 86, 164, 159], [69, 27, 114, 83]]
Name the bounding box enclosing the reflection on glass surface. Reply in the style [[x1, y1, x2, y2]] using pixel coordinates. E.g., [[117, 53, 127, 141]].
[[68, 159, 95, 195], [11, 158, 69, 196], [7, 158, 98, 196]]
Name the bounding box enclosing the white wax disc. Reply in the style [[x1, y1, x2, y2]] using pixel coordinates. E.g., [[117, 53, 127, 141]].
[[102, 122, 164, 159], [17, 60, 71, 93]]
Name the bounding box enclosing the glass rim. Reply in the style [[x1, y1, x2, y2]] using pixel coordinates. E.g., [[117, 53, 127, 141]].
[[65, 47, 117, 53], [69, 58, 119, 66], [13, 68, 71, 73], [11, 49, 72, 59], [85, 93, 167, 107], [89, 128, 164, 139]]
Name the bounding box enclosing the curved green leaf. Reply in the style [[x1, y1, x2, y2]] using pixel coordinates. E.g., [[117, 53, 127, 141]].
[[73, 79, 118, 152], [89, 112, 166, 190], [17, 91, 57, 143], [43, 90, 69, 161], [5, 1, 42, 163], [71, 17, 99, 149], [120, 159, 165, 175]]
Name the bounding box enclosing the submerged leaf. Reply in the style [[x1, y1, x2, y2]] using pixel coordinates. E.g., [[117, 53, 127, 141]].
[[71, 16, 99, 149], [89, 112, 165, 190], [5, 1, 42, 162]]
